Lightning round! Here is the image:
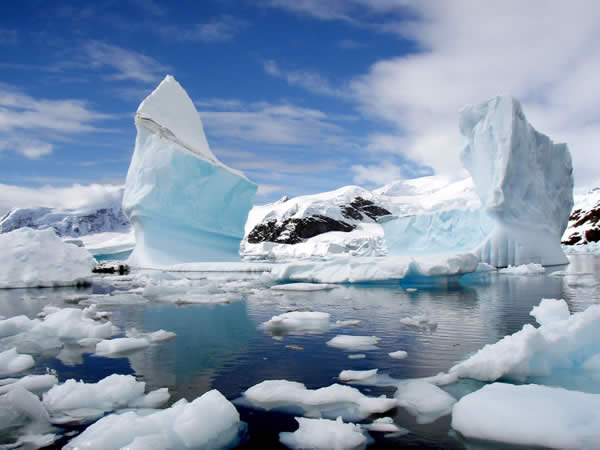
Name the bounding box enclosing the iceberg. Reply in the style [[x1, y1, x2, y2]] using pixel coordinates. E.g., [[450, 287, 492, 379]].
[[0, 228, 95, 288], [123, 75, 257, 266], [460, 96, 573, 266]]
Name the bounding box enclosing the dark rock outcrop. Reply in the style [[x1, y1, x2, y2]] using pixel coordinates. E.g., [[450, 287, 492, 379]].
[[247, 215, 354, 245], [247, 197, 391, 245], [92, 262, 130, 275], [562, 202, 600, 245]]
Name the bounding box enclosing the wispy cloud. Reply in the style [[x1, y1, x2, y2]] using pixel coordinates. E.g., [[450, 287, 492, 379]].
[[263, 59, 347, 98], [0, 85, 114, 159], [84, 41, 168, 83], [160, 15, 247, 42]]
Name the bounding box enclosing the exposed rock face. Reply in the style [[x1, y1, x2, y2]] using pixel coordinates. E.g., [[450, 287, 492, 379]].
[[341, 197, 391, 221], [562, 189, 600, 246], [247, 215, 355, 245]]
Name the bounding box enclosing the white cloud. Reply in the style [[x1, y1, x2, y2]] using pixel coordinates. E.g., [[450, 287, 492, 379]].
[[0, 183, 123, 217], [0, 85, 113, 159], [85, 41, 168, 83], [348, 1, 600, 186], [257, 184, 284, 197]]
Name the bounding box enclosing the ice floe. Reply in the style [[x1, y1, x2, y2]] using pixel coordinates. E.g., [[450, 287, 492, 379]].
[[326, 335, 380, 351], [42, 374, 169, 424], [0, 374, 58, 395], [395, 380, 455, 424], [279, 416, 367, 450], [388, 350, 408, 359], [362, 417, 407, 434], [263, 311, 331, 335], [338, 369, 378, 382], [95, 337, 150, 356], [271, 283, 338, 291], [64, 389, 241, 449], [498, 263, 545, 275], [452, 382, 600, 448], [0, 228, 96, 289], [243, 379, 396, 421], [0, 348, 35, 376]]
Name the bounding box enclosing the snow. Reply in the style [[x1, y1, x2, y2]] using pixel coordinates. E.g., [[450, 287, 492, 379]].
[[78, 230, 135, 256], [327, 335, 380, 351], [395, 381, 455, 424], [0, 374, 58, 395], [263, 311, 331, 334], [498, 263, 545, 275], [339, 369, 378, 382], [95, 337, 150, 355], [444, 298, 600, 384], [451, 382, 600, 448], [0, 348, 34, 376], [279, 416, 367, 450], [42, 374, 169, 423], [65, 389, 241, 450], [270, 253, 479, 284], [243, 379, 396, 421], [123, 75, 257, 266], [389, 350, 408, 359], [0, 228, 96, 288], [461, 96, 573, 267], [271, 283, 338, 291]]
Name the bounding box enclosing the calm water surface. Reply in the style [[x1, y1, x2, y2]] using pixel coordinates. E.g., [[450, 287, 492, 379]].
[[1, 254, 599, 449]]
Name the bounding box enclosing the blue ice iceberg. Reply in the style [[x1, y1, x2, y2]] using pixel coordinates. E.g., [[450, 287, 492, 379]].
[[123, 75, 257, 266], [384, 96, 573, 267]]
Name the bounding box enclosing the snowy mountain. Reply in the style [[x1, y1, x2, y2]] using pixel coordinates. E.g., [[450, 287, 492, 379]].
[[562, 188, 600, 247]]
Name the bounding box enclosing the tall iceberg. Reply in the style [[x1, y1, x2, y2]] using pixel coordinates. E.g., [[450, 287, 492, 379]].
[[123, 75, 257, 266], [460, 96, 573, 266], [383, 96, 573, 267]]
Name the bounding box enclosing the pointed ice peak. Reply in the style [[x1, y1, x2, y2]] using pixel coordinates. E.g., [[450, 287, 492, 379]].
[[136, 74, 217, 162]]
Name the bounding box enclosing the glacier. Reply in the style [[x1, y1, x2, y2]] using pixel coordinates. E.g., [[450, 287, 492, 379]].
[[123, 75, 257, 267]]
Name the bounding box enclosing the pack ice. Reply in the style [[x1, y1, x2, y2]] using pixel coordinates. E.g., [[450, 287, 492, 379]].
[[123, 75, 257, 266]]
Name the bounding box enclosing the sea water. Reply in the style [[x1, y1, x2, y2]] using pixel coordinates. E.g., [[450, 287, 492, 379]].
[[1, 254, 599, 448]]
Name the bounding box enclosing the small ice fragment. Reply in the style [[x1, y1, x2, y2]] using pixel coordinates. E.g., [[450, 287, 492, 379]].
[[263, 311, 330, 334], [0, 348, 34, 377], [348, 354, 366, 359], [498, 263, 545, 275], [271, 283, 338, 291], [279, 416, 367, 450], [334, 319, 360, 327], [362, 417, 407, 434], [326, 335, 380, 351], [339, 369, 378, 382], [405, 288, 418, 292], [95, 338, 150, 356], [389, 350, 408, 359], [395, 380, 455, 424]]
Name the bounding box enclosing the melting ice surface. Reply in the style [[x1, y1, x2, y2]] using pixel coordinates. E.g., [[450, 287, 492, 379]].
[[1, 254, 600, 448]]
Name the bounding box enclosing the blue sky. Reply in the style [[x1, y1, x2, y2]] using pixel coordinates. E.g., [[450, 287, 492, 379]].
[[1, 1, 600, 209]]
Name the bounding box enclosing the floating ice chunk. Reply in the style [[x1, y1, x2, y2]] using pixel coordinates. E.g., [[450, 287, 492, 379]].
[[327, 335, 380, 351], [0, 348, 34, 377], [243, 379, 396, 421], [348, 354, 366, 360], [42, 374, 168, 423], [389, 350, 408, 359], [395, 381, 455, 424], [335, 319, 361, 327], [125, 328, 176, 343], [123, 75, 257, 266], [498, 263, 545, 275], [271, 253, 479, 284], [0, 374, 58, 395], [530, 298, 570, 326], [451, 383, 600, 448], [36, 305, 114, 341], [79, 293, 148, 306], [475, 262, 496, 272], [399, 315, 437, 330], [339, 369, 378, 382], [271, 283, 338, 291], [447, 298, 600, 383], [0, 228, 95, 288], [280, 416, 367, 450], [65, 390, 240, 450], [263, 311, 331, 335], [95, 337, 150, 356], [362, 417, 407, 434]]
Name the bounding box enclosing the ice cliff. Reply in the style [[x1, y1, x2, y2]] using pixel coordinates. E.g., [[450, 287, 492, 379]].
[[460, 96, 573, 266], [123, 75, 257, 266]]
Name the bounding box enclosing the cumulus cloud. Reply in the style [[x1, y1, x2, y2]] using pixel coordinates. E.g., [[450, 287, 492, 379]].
[[0, 183, 124, 217], [349, 1, 600, 186], [263, 60, 347, 98]]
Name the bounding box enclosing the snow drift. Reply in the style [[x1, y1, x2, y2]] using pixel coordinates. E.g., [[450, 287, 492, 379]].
[[123, 75, 257, 266]]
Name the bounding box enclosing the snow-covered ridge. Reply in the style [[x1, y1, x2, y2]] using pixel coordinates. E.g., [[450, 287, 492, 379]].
[[562, 187, 600, 247]]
